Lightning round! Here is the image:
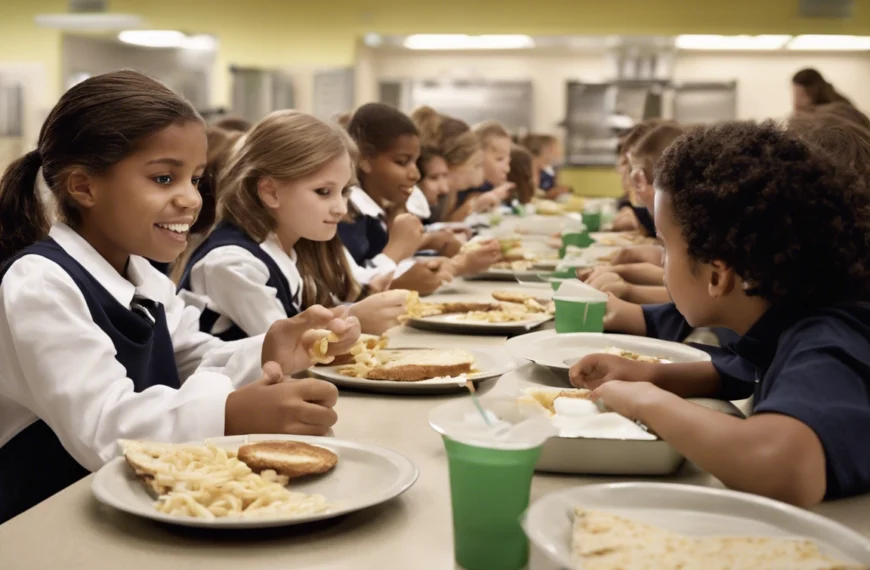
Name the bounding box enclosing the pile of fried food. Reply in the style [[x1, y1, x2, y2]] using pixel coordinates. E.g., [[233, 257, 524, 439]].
[[571, 508, 866, 570], [121, 439, 338, 520], [402, 290, 555, 324]]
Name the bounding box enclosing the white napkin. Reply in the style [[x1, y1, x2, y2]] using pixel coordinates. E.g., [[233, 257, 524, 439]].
[[554, 280, 608, 302]]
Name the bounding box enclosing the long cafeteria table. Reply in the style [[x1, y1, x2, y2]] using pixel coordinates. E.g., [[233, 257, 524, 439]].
[[2, 279, 868, 570]]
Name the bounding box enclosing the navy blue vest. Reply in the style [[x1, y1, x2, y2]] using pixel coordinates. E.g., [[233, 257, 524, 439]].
[[455, 182, 493, 209], [0, 238, 181, 523], [539, 169, 556, 191], [178, 222, 299, 341], [338, 214, 389, 268]]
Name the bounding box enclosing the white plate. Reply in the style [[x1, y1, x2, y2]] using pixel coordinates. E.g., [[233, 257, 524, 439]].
[[523, 483, 870, 569], [91, 434, 418, 529], [512, 331, 711, 372], [308, 348, 516, 394], [407, 312, 553, 335]]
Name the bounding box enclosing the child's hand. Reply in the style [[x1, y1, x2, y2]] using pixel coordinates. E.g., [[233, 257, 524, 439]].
[[588, 271, 631, 299], [422, 230, 462, 257], [473, 183, 514, 212], [384, 213, 424, 261], [347, 290, 409, 335], [451, 239, 501, 276], [569, 353, 656, 390], [224, 361, 339, 436], [589, 380, 665, 422], [367, 271, 394, 295], [391, 259, 453, 296], [261, 305, 361, 374], [581, 265, 619, 283], [611, 244, 664, 266]]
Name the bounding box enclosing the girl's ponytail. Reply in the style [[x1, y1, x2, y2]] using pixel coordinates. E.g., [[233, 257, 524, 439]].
[[0, 150, 48, 263]]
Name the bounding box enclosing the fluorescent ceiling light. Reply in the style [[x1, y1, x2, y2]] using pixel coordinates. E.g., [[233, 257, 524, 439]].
[[119, 30, 186, 48], [35, 13, 144, 31], [788, 35, 870, 51], [181, 34, 218, 51], [403, 34, 535, 50], [118, 30, 216, 51], [675, 35, 791, 50]]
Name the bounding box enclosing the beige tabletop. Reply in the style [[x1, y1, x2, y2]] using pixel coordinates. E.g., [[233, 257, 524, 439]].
[[2, 278, 869, 570]]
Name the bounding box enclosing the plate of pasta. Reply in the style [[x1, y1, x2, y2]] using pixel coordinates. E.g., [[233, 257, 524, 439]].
[[91, 435, 418, 528]]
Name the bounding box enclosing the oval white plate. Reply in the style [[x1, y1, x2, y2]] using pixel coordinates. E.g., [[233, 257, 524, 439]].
[[92, 434, 418, 528], [407, 312, 553, 335], [523, 483, 870, 569], [511, 331, 710, 371], [308, 348, 516, 394]]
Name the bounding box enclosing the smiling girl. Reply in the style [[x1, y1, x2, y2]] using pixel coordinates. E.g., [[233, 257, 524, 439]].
[[0, 72, 359, 523], [179, 109, 408, 338]]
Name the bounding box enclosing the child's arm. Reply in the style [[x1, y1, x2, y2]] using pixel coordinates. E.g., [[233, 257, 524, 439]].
[[590, 381, 826, 506], [611, 244, 663, 266], [447, 240, 501, 277], [587, 272, 671, 304], [585, 263, 663, 286]]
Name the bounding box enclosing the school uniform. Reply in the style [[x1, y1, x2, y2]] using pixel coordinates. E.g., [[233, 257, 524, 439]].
[[455, 182, 493, 210], [405, 187, 432, 221], [178, 222, 302, 341], [643, 303, 740, 350], [539, 166, 556, 191], [0, 224, 264, 523], [338, 186, 417, 285], [720, 303, 870, 499], [641, 302, 753, 400]]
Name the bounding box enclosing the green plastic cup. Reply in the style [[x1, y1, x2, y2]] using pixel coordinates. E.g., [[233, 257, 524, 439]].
[[443, 436, 543, 570], [562, 231, 593, 249], [554, 297, 606, 333], [583, 211, 602, 232]]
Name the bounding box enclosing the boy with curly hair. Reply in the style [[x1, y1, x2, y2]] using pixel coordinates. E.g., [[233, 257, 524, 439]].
[[570, 120, 870, 506]]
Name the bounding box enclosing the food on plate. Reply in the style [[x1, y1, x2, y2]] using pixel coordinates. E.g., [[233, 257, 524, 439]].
[[237, 441, 338, 479], [602, 346, 667, 364], [516, 388, 655, 440], [502, 246, 528, 262], [571, 508, 866, 570], [491, 290, 538, 304], [533, 199, 564, 216], [491, 260, 534, 272], [518, 388, 593, 416], [327, 334, 388, 366], [309, 329, 340, 364], [120, 440, 330, 520], [497, 236, 523, 254], [339, 348, 476, 382]]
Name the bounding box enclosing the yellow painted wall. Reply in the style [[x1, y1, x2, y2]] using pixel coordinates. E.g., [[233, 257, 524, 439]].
[[560, 167, 623, 198], [3, 0, 870, 102]]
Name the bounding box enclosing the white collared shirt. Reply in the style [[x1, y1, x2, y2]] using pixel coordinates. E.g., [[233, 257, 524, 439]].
[[0, 224, 265, 471], [405, 186, 432, 220], [181, 233, 304, 337], [344, 186, 400, 283]]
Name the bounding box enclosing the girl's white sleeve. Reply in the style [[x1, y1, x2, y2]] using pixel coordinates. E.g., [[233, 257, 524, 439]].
[[187, 246, 289, 337], [0, 256, 237, 471]]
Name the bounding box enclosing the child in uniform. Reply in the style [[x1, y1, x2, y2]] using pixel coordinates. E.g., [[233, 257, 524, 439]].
[[0, 71, 358, 523]]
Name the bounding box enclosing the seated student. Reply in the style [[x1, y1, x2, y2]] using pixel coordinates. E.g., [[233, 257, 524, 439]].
[[610, 120, 665, 232], [178, 110, 409, 339], [411, 107, 487, 222], [340, 103, 455, 295], [521, 134, 571, 200], [344, 104, 500, 283], [605, 112, 870, 346], [507, 144, 537, 205], [581, 124, 685, 305], [0, 71, 358, 523], [570, 120, 870, 505], [449, 121, 515, 221]]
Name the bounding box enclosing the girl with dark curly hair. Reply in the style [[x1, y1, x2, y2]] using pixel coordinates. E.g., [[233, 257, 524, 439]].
[[570, 120, 870, 506]]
